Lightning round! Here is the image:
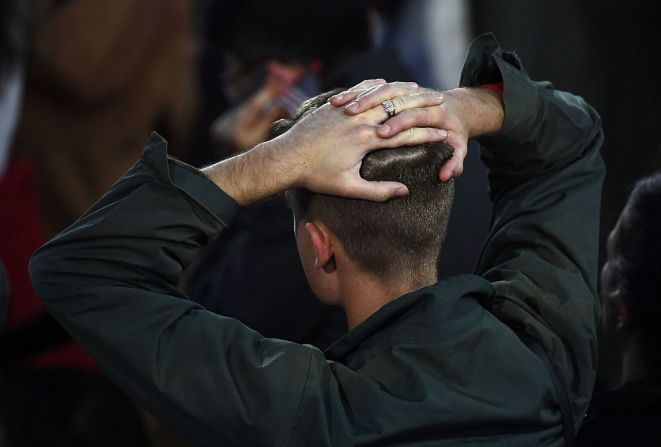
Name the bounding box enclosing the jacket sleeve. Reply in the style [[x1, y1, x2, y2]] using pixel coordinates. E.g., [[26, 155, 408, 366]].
[[462, 34, 605, 426], [29, 133, 325, 447]]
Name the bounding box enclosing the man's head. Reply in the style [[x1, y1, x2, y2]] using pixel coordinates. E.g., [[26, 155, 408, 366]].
[[275, 90, 455, 305], [602, 172, 661, 374]]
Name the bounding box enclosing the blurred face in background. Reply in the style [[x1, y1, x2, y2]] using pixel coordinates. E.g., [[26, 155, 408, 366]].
[[211, 55, 319, 153]]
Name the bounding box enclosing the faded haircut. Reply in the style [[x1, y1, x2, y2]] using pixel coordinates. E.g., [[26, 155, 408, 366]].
[[277, 90, 455, 281]]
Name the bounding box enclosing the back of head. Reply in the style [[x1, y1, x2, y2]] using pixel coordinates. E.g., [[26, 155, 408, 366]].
[[277, 91, 455, 283], [610, 172, 661, 368]]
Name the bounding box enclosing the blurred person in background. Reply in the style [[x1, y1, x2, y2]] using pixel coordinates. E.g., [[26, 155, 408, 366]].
[[1, 0, 198, 369], [185, 0, 412, 350], [471, 0, 661, 390], [0, 0, 197, 444], [12, 0, 196, 238], [0, 0, 197, 366], [577, 172, 661, 446]]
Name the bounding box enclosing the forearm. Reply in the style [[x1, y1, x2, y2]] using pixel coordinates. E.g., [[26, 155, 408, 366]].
[[201, 135, 301, 206], [443, 87, 504, 139]]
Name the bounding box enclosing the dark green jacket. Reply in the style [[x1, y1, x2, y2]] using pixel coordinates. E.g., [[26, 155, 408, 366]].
[[30, 34, 605, 446]]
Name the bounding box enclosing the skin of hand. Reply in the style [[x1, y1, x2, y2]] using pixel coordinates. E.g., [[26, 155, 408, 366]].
[[202, 79, 448, 206], [328, 82, 505, 181], [211, 82, 287, 153], [211, 61, 310, 153]]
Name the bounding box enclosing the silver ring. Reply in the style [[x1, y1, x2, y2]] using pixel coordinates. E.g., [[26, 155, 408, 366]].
[[381, 99, 396, 117]]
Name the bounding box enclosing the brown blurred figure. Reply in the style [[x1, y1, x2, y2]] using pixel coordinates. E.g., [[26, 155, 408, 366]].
[[12, 0, 196, 237], [1, 2, 196, 445]]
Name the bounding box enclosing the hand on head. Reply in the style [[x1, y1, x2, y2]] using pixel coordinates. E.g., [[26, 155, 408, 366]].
[[204, 79, 503, 206], [282, 79, 448, 202], [328, 81, 473, 182]]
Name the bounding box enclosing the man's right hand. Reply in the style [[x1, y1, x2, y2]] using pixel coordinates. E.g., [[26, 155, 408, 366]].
[[329, 83, 505, 181]]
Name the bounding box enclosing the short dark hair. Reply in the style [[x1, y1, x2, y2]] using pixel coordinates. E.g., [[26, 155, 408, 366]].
[[610, 172, 661, 368], [277, 90, 455, 281]]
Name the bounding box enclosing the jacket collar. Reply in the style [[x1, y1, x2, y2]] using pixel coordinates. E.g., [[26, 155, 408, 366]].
[[324, 274, 494, 361]]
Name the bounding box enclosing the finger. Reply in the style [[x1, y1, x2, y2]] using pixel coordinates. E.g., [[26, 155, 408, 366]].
[[375, 127, 449, 149], [351, 91, 442, 128], [328, 79, 386, 106], [329, 85, 380, 109], [249, 88, 280, 119], [376, 105, 442, 137], [348, 78, 387, 91], [389, 91, 443, 116], [263, 103, 286, 124], [342, 178, 409, 202], [344, 82, 419, 114], [439, 134, 467, 181], [355, 81, 419, 100]]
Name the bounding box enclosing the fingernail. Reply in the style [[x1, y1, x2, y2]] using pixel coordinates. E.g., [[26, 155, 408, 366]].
[[440, 169, 451, 182], [394, 187, 409, 197], [379, 124, 391, 134], [437, 94, 444, 103], [346, 102, 359, 112], [438, 129, 448, 139], [332, 94, 344, 101]]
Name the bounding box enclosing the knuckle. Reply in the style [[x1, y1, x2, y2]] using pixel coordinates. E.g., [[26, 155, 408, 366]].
[[394, 81, 418, 92], [357, 84, 382, 100], [409, 91, 427, 105], [392, 96, 407, 112], [424, 91, 440, 103], [354, 79, 374, 89], [355, 125, 375, 141], [402, 127, 416, 139], [378, 83, 395, 96], [374, 188, 389, 201]]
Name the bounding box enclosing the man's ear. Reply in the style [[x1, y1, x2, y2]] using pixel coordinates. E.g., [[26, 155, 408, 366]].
[[303, 222, 336, 273], [616, 296, 633, 330]]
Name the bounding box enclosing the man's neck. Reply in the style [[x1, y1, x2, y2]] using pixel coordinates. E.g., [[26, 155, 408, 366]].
[[339, 269, 436, 330]]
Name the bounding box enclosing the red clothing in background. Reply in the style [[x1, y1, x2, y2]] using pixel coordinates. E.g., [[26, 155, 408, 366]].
[[0, 158, 95, 370]]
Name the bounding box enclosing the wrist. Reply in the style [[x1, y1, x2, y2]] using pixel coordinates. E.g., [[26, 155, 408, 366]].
[[445, 87, 504, 138], [470, 86, 504, 137]]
